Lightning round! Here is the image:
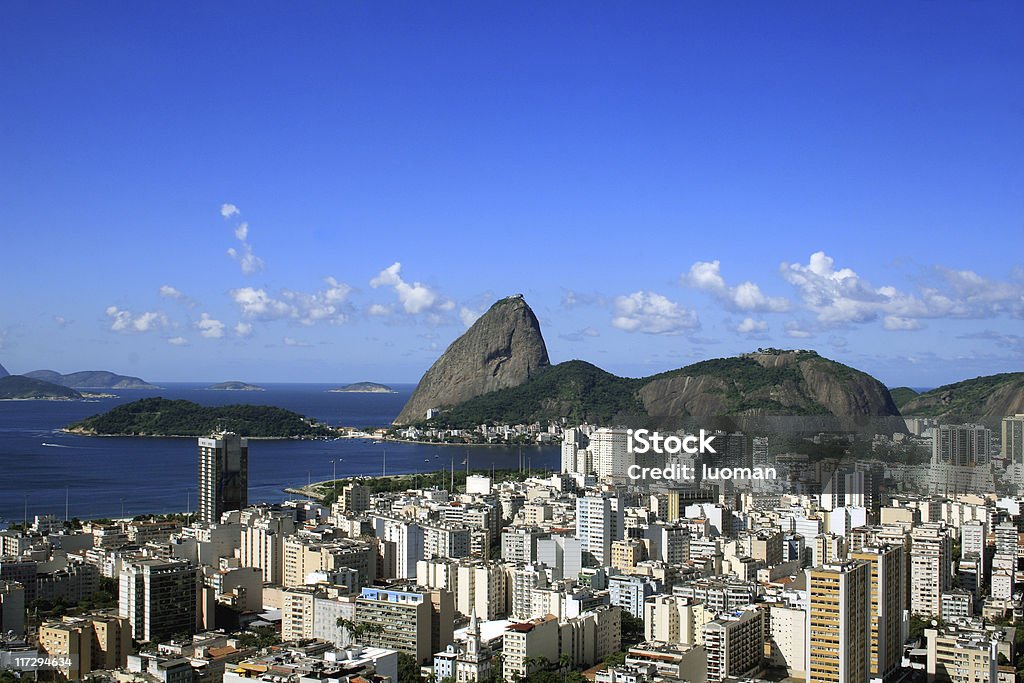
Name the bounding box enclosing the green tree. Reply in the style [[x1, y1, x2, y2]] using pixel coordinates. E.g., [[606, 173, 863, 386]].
[[397, 652, 421, 683]]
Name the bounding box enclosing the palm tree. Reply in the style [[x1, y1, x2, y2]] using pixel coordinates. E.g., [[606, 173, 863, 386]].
[[558, 653, 572, 683], [336, 617, 384, 643]]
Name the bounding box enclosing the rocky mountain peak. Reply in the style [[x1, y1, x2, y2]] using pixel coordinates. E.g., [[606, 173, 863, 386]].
[[394, 296, 550, 424]]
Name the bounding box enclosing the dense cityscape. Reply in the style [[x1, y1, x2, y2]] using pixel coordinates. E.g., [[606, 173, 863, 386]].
[[2, 413, 1023, 682]]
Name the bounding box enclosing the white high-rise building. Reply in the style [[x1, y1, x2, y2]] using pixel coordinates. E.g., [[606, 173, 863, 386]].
[[591, 429, 630, 482], [910, 524, 951, 617], [576, 492, 623, 566]]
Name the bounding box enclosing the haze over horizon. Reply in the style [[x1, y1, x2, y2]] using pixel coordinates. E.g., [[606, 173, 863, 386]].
[[2, 3, 1022, 387]]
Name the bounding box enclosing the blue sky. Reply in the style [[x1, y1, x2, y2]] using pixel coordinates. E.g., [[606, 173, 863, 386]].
[[1, 3, 1021, 386]]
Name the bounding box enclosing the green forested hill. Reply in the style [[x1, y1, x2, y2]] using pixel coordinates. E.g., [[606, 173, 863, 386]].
[[68, 397, 334, 437]]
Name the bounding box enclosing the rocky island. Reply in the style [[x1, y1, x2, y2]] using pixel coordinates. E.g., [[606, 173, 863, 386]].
[[207, 381, 265, 391], [329, 382, 395, 394], [66, 397, 335, 438]]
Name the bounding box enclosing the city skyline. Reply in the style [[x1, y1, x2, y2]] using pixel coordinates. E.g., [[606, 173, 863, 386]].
[[2, 3, 1022, 386]]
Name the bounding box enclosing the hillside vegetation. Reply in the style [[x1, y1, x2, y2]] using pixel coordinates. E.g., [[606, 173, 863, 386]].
[[68, 397, 334, 437]]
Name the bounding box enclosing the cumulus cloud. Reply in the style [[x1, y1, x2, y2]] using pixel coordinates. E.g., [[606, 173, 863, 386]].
[[231, 277, 353, 326], [105, 306, 169, 333], [167, 336, 189, 346], [735, 318, 769, 334], [220, 203, 240, 218], [283, 336, 311, 347], [368, 303, 393, 317], [234, 322, 253, 337], [612, 291, 699, 335], [53, 315, 68, 328], [195, 313, 226, 339], [230, 287, 294, 320], [780, 252, 1024, 329], [683, 260, 790, 313], [370, 262, 453, 315]]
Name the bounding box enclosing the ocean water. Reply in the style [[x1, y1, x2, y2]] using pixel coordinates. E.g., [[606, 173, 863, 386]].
[[0, 383, 558, 523]]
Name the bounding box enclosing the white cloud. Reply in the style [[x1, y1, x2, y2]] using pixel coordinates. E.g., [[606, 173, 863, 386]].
[[234, 322, 253, 337], [105, 306, 168, 333], [195, 313, 226, 339], [231, 278, 353, 326], [370, 262, 448, 315], [779, 251, 1024, 328], [53, 315, 68, 328], [229, 287, 295, 320], [225, 218, 265, 275], [220, 203, 240, 218], [159, 285, 186, 300], [368, 303, 393, 316], [735, 317, 769, 334], [283, 336, 311, 347], [683, 260, 790, 312], [281, 276, 354, 325], [167, 336, 189, 346], [612, 291, 700, 335], [784, 321, 812, 338]]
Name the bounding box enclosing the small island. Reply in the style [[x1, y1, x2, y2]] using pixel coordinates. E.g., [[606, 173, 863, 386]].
[[65, 397, 335, 438], [328, 382, 395, 394], [206, 381, 265, 392]]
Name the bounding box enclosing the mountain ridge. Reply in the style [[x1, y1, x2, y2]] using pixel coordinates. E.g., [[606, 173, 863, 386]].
[[899, 372, 1024, 422], [394, 297, 904, 432], [25, 369, 158, 389]]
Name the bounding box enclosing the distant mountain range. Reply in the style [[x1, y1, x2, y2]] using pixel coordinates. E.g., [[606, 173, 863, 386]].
[[395, 296, 1021, 432], [24, 369, 158, 389], [0, 375, 83, 400]]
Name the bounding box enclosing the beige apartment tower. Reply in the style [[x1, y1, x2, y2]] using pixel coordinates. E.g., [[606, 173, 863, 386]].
[[805, 560, 870, 683]]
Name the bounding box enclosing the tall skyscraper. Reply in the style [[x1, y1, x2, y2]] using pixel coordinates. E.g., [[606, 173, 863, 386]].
[[198, 431, 248, 524], [805, 560, 870, 683]]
